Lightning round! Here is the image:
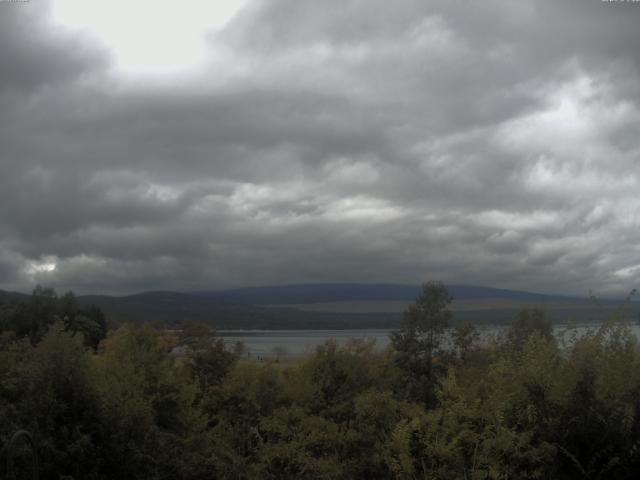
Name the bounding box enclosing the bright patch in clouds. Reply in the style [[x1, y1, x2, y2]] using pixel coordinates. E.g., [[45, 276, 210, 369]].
[[26, 258, 57, 275], [613, 265, 640, 280], [52, 0, 247, 75]]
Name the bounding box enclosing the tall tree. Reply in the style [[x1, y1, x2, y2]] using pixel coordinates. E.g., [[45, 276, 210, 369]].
[[452, 321, 480, 361], [391, 281, 452, 405], [506, 307, 553, 352]]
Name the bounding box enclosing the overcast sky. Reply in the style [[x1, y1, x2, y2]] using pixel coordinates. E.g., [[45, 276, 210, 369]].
[[1, 0, 640, 296]]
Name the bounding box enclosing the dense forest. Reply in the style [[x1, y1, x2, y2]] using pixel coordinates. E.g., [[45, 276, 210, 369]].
[[2, 283, 640, 479]]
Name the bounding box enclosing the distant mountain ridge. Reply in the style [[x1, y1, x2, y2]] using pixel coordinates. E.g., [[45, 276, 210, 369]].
[[194, 283, 597, 305], [0, 283, 610, 305], [0, 289, 28, 303], [0, 284, 632, 329]]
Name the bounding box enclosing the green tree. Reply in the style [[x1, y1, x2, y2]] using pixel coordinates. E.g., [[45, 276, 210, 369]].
[[506, 307, 553, 352], [0, 287, 107, 348], [452, 321, 480, 361], [297, 339, 380, 423], [391, 281, 452, 405], [60, 292, 108, 349], [258, 406, 344, 480], [182, 324, 237, 395], [94, 324, 202, 479], [0, 324, 104, 479], [0, 286, 59, 344]]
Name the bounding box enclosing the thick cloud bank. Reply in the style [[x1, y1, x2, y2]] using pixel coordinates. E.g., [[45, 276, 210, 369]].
[[1, 0, 640, 295]]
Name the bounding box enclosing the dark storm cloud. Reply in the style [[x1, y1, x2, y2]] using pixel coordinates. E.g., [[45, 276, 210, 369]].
[[0, 2, 106, 92], [1, 0, 640, 295]]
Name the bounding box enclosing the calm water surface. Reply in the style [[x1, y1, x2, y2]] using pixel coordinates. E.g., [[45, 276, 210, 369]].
[[219, 324, 640, 358], [219, 329, 394, 357]]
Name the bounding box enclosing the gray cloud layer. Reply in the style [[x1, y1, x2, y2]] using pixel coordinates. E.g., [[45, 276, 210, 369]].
[[1, 0, 640, 295]]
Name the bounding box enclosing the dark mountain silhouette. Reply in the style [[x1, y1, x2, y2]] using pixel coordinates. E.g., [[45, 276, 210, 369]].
[[0, 289, 28, 303], [1, 284, 634, 329], [195, 283, 598, 305]]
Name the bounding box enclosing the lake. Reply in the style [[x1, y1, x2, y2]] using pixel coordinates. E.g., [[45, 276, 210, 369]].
[[219, 329, 394, 357], [219, 323, 640, 358]]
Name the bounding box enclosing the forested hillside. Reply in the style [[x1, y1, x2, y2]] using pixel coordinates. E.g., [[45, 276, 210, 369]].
[[2, 284, 640, 478]]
